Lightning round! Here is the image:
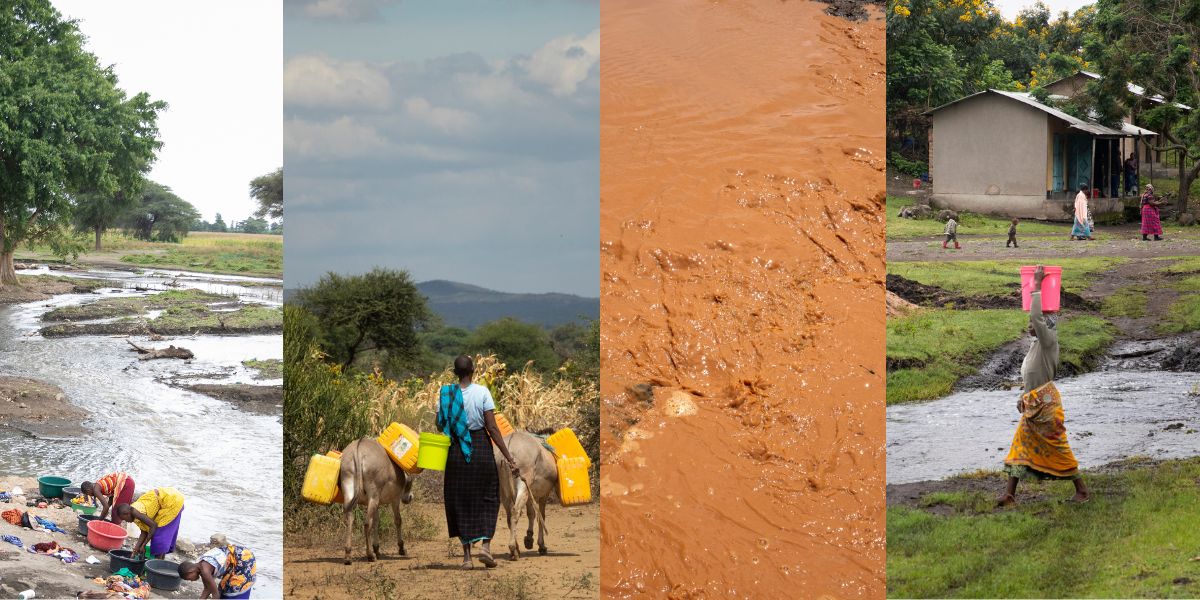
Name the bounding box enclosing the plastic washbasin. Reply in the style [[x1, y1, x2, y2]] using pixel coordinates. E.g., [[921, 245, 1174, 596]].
[[108, 549, 146, 575], [87, 519, 127, 552], [37, 476, 71, 499], [145, 559, 183, 591], [77, 514, 104, 536]]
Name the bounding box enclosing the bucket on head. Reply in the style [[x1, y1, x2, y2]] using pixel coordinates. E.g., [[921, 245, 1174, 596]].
[[301, 453, 340, 505], [377, 422, 423, 474], [556, 456, 591, 506], [1020, 266, 1062, 312], [416, 432, 451, 471]]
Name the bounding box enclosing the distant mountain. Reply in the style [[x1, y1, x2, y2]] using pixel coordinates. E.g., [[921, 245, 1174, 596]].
[[416, 280, 598, 330]]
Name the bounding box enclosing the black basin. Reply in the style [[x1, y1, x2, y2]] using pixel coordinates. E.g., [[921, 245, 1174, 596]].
[[108, 549, 146, 575], [144, 559, 182, 591], [77, 514, 104, 537]]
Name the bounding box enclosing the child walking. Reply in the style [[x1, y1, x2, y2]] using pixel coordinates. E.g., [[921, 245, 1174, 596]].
[[943, 215, 960, 249], [1007, 218, 1019, 248]]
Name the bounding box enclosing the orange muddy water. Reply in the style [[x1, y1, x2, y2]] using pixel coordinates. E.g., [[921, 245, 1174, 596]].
[[599, 1, 887, 598]]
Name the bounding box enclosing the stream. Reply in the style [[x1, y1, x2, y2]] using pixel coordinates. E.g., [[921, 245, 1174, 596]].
[[0, 266, 282, 598], [887, 367, 1200, 484]]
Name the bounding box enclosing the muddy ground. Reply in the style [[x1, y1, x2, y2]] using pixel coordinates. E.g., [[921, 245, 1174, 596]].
[[887, 224, 1200, 262], [887, 273, 1096, 311], [284, 502, 599, 600], [181, 384, 282, 415], [0, 377, 87, 438], [0, 276, 105, 306], [0, 476, 202, 599]]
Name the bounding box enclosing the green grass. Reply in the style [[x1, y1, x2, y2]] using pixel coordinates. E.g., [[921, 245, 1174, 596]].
[[887, 309, 1029, 404], [1101, 285, 1149, 318], [887, 310, 1114, 403], [120, 232, 282, 277], [888, 257, 1126, 297], [887, 196, 1071, 239], [243, 358, 283, 379], [1159, 256, 1200, 275], [887, 458, 1200, 598], [1058, 315, 1117, 373], [1160, 294, 1200, 334]]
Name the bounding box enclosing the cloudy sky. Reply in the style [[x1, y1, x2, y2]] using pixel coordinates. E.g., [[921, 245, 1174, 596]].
[[993, 0, 1091, 20], [282, 0, 599, 296], [51, 1, 283, 225]]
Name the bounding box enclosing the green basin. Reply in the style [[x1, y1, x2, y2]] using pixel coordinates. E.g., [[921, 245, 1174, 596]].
[[37, 476, 72, 499]]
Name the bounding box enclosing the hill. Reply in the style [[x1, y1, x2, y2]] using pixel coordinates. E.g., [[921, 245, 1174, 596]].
[[415, 280, 598, 329]]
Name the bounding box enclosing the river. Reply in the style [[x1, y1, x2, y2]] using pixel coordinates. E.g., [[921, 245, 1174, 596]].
[[887, 369, 1200, 484], [0, 266, 283, 598]]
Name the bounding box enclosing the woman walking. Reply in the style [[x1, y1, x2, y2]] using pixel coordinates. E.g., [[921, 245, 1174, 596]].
[[1069, 184, 1093, 240], [998, 266, 1089, 506], [440, 354, 521, 569], [1141, 184, 1164, 241]]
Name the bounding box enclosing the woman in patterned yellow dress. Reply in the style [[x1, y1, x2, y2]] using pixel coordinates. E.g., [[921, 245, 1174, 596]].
[[998, 266, 1090, 506], [179, 544, 257, 598]]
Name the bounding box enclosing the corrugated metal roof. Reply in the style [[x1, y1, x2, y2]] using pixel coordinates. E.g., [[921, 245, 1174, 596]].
[[1073, 71, 1192, 110], [926, 89, 1157, 137]]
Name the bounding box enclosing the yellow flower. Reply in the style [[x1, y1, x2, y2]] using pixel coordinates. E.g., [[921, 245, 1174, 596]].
[[959, 13, 972, 21], [894, 4, 911, 15]]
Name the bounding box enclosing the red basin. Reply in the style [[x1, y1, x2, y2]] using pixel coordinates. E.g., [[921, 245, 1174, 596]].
[[87, 519, 128, 551]]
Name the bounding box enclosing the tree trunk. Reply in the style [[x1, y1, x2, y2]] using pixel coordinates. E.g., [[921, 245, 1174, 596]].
[[0, 216, 17, 287], [95, 225, 103, 251], [1179, 158, 1199, 217]]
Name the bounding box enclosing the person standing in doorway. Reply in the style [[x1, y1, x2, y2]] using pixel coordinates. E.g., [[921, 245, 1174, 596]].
[[1124, 152, 1139, 194]]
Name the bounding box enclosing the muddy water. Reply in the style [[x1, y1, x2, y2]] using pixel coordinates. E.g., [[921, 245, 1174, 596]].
[[600, 1, 886, 597], [0, 269, 282, 597], [887, 370, 1200, 484]]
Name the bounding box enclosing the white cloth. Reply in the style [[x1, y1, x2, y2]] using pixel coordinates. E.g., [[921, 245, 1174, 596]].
[[459, 383, 496, 431], [199, 547, 229, 578]]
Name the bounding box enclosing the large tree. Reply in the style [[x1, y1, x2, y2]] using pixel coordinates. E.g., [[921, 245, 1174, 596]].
[[1089, 0, 1200, 215], [250, 167, 282, 221], [121, 182, 200, 242], [0, 1, 163, 285], [74, 189, 136, 251], [294, 268, 437, 369]]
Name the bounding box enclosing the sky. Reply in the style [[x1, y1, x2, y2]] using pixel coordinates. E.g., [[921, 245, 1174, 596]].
[[993, 0, 1091, 20], [51, 1, 283, 225], [282, 0, 600, 296]]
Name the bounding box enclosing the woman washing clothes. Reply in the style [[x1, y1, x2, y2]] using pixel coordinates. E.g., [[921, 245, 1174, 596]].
[[179, 543, 257, 598], [440, 354, 521, 569], [80, 471, 136, 524], [998, 266, 1090, 506], [114, 486, 186, 559]]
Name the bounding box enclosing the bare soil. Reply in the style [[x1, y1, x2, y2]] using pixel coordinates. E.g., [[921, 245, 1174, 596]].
[[886, 273, 1096, 311], [182, 384, 282, 415], [284, 502, 599, 599], [0, 276, 104, 306], [0, 476, 200, 599], [0, 377, 87, 437], [887, 224, 1200, 262]]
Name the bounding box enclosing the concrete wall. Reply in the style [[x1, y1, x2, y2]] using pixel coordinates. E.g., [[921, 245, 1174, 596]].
[[930, 92, 1049, 205], [928, 193, 1122, 221]]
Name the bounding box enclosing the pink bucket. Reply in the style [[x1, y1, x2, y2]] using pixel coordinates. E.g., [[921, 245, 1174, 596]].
[[1020, 266, 1062, 312]]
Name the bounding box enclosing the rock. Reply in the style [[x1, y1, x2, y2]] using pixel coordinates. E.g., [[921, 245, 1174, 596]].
[[210, 533, 228, 547], [1179, 212, 1196, 226], [898, 204, 933, 219], [937, 209, 959, 222], [176, 538, 197, 555]]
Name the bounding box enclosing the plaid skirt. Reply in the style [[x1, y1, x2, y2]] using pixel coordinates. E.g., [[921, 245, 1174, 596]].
[[1141, 204, 1163, 235], [444, 428, 499, 544]]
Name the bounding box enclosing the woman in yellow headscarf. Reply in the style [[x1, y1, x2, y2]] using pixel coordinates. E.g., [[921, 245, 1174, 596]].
[[114, 487, 186, 558], [999, 266, 1090, 505]]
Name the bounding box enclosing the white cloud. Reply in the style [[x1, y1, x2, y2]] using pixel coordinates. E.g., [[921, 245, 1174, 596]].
[[284, 0, 398, 21], [519, 29, 599, 96], [403, 97, 476, 134], [284, 116, 389, 159], [284, 55, 391, 110]]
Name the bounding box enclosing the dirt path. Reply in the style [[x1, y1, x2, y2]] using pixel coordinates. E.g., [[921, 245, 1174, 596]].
[[284, 502, 598, 599], [0, 476, 200, 599], [887, 225, 1200, 263]]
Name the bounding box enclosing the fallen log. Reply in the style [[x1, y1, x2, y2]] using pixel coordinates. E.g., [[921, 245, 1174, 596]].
[[127, 339, 194, 360]]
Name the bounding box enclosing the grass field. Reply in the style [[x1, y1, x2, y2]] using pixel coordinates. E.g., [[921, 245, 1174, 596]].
[[888, 257, 1125, 297], [888, 458, 1200, 599], [16, 232, 282, 278], [888, 196, 1066, 239], [1101, 285, 1149, 318], [887, 309, 1114, 404]]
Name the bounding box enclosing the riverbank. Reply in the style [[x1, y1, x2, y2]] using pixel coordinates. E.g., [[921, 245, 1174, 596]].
[[0, 275, 107, 306], [14, 232, 283, 280], [887, 457, 1200, 598], [37, 289, 282, 338], [0, 476, 203, 599], [284, 501, 599, 600], [0, 377, 87, 438]]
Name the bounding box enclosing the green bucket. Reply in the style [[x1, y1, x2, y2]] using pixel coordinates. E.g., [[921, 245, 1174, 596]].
[[416, 433, 451, 471], [37, 476, 72, 499]]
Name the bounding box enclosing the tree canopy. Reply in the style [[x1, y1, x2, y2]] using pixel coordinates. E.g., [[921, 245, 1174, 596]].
[[121, 182, 200, 243], [465, 317, 562, 371], [0, 0, 164, 284], [250, 167, 283, 221]]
